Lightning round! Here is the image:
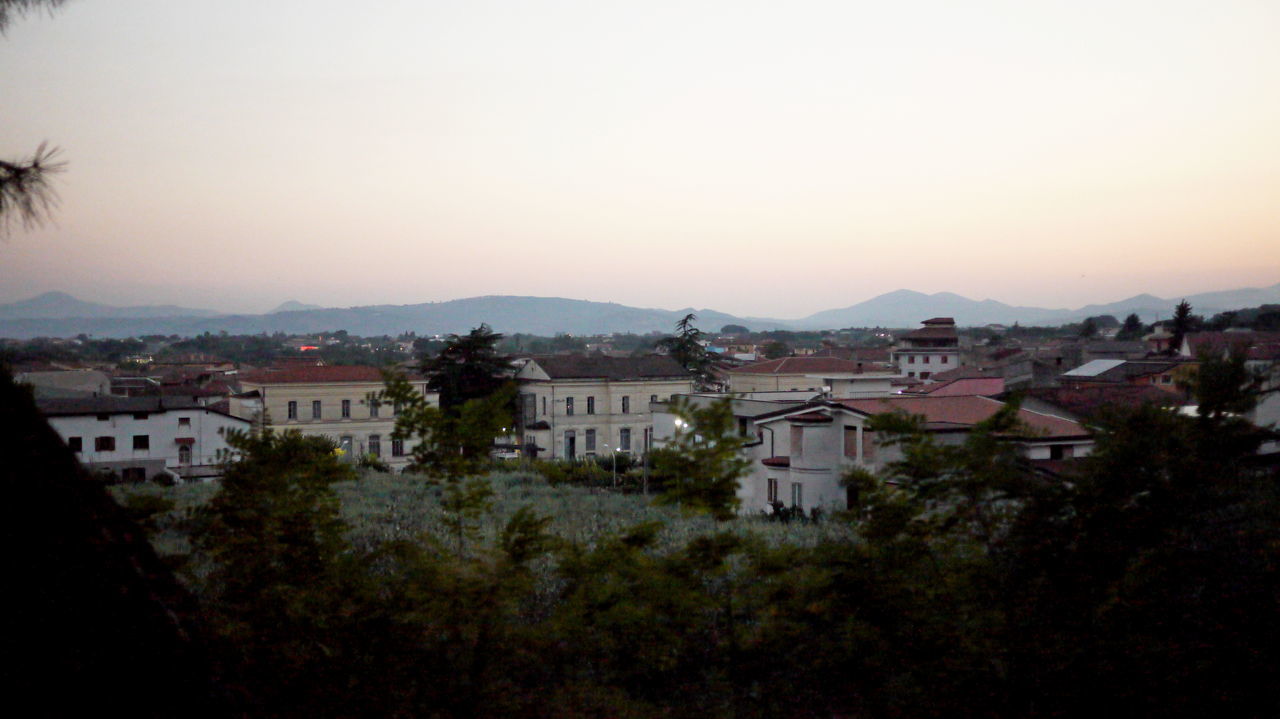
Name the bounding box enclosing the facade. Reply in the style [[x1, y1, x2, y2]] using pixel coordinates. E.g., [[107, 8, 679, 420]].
[[515, 355, 692, 459], [725, 356, 893, 394], [739, 395, 1092, 514], [892, 317, 961, 380], [236, 365, 436, 470], [38, 395, 249, 481]]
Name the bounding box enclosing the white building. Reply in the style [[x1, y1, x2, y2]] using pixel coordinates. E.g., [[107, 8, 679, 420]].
[[515, 355, 693, 459], [892, 317, 961, 380], [37, 395, 250, 482], [741, 395, 1093, 514]]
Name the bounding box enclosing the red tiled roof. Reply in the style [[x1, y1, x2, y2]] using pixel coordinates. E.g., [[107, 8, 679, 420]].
[[729, 357, 865, 375], [905, 377, 1005, 397], [903, 326, 959, 340], [238, 365, 393, 384], [838, 395, 1089, 439], [928, 366, 998, 382]]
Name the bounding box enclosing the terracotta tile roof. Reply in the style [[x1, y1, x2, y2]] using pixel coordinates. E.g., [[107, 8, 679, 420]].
[[837, 395, 1089, 439], [529, 355, 688, 380], [729, 356, 865, 375], [1023, 386, 1183, 420], [238, 365, 392, 384], [1185, 331, 1280, 356], [904, 377, 1006, 397], [928, 366, 999, 382], [903, 325, 959, 340]]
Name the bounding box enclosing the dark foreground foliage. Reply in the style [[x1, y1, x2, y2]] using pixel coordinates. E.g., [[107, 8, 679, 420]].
[[159, 368, 1279, 717]]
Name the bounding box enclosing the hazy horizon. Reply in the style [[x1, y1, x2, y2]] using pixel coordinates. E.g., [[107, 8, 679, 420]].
[[3, 1, 1278, 316]]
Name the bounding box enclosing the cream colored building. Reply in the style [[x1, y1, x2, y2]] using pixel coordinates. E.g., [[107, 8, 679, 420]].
[[725, 356, 894, 394], [236, 365, 436, 469], [515, 356, 692, 459]]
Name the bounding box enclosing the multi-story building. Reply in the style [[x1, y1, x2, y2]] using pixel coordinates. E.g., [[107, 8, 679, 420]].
[[725, 356, 895, 394], [235, 365, 436, 470], [514, 355, 692, 459], [742, 395, 1093, 514], [892, 317, 961, 380], [37, 395, 250, 481]]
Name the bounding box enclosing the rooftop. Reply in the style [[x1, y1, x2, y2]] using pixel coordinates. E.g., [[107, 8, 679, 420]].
[[238, 365, 396, 384], [837, 395, 1089, 439], [729, 356, 867, 375], [526, 355, 689, 381]]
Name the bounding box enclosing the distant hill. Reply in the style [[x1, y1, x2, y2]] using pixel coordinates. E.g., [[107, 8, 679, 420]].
[[794, 283, 1280, 329], [2, 283, 1276, 339], [267, 300, 324, 314], [0, 291, 222, 321], [0, 294, 791, 339]]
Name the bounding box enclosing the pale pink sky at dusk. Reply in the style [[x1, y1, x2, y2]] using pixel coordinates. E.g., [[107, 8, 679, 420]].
[[2, 0, 1278, 317]]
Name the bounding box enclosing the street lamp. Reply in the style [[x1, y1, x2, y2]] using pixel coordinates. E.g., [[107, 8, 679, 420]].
[[602, 442, 619, 487]]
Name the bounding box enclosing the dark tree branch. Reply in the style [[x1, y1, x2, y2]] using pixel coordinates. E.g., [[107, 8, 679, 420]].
[[0, 142, 65, 238]]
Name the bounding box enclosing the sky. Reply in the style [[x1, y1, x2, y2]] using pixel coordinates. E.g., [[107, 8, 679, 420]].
[[1, 0, 1278, 318]]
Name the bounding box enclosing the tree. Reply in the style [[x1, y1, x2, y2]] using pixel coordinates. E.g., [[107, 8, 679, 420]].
[[1169, 299, 1195, 355], [1117, 312, 1145, 341], [1077, 317, 1098, 339], [761, 340, 790, 359], [2, 2, 69, 238], [422, 324, 510, 413], [720, 323, 749, 334], [656, 313, 715, 391], [651, 397, 752, 520]]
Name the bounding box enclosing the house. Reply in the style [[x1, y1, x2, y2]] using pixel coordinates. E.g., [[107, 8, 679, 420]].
[[891, 317, 961, 380], [738, 395, 1093, 514], [236, 365, 436, 469], [725, 356, 894, 394], [514, 355, 692, 459], [37, 395, 250, 482], [1058, 359, 1196, 394]]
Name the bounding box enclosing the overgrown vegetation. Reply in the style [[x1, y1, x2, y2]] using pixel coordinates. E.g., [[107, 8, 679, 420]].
[[108, 353, 1279, 717]]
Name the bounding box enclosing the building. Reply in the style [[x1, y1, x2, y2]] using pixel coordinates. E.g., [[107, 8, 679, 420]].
[[236, 365, 436, 470], [514, 355, 692, 459], [37, 395, 250, 482], [739, 395, 1093, 514], [725, 356, 894, 394], [892, 317, 961, 379]]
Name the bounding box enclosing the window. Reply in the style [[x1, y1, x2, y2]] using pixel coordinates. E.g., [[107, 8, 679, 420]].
[[132, 435, 149, 451], [541, 397, 547, 416], [920, 372, 931, 380], [650, 394, 657, 404], [178, 444, 191, 465], [96, 413, 110, 421], [1050, 444, 1073, 460], [132, 412, 149, 420], [767, 477, 778, 503], [178, 417, 191, 427], [940, 356, 949, 364], [287, 401, 298, 420], [68, 437, 82, 452], [619, 427, 631, 451], [564, 430, 576, 459], [565, 397, 574, 416], [923, 356, 930, 364], [586, 396, 595, 415], [95, 436, 115, 452], [585, 429, 596, 452], [369, 399, 380, 418], [621, 396, 630, 414], [908, 355, 915, 364], [342, 399, 351, 418], [312, 400, 322, 419], [1161, 375, 1173, 385], [791, 482, 803, 508], [368, 434, 381, 457], [392, 438, 405, 457]]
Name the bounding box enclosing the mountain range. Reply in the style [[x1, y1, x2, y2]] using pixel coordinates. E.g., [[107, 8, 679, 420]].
[[0, 284, 1277, 340]]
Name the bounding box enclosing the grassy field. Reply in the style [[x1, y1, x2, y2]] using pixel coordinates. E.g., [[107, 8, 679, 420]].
[[112, 468, 856, 562]]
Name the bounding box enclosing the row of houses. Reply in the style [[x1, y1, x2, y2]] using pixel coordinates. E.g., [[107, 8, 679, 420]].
[[24, 318, 1280, 514]]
